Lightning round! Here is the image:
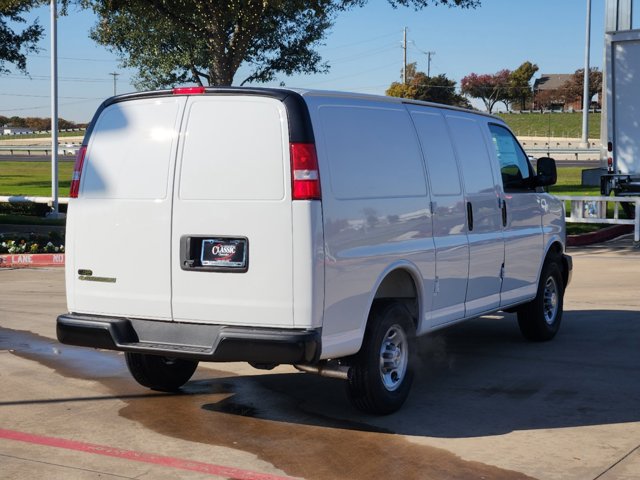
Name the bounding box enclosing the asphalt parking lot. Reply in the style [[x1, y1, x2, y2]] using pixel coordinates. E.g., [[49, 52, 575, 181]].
[[1, 238, 639, 480]]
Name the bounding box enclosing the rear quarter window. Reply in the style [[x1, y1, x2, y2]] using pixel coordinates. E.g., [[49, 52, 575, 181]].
[[319, 105, 427, 200]]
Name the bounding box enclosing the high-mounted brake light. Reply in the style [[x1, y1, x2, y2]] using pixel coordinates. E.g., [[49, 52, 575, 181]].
[[70, 145, 87, 198], [290, 143, 321, 200], [172, 86, 206, 95]]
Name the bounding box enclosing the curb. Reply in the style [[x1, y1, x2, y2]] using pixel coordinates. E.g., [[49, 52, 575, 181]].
[[567, 224, 634, 247], [0, 253, 65, 268]]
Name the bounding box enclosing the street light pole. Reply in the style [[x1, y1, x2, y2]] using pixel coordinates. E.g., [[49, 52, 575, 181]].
[[581, 0, 592, 148], [50, 0, 59, 217]]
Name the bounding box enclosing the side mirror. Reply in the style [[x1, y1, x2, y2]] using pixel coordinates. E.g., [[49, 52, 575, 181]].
[[536, 157, 557, 187]]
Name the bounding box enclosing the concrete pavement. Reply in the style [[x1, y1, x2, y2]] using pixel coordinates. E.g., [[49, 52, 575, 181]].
[[0, 239, 638, 479]]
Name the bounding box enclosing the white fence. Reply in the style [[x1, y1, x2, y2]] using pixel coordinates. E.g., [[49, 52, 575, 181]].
[[555, 195, 640, 243], [0, 145, 79, 156], [0, 196, 69, 206]]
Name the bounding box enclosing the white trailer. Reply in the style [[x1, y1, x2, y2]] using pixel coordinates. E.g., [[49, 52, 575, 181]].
[[600, 3, 640, 202], [601, 29, 640, 193]]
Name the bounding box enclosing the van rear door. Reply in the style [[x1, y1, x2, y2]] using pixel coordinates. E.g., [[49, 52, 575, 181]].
[[66, 96, 186, 319], [171, 95, 295, 328]]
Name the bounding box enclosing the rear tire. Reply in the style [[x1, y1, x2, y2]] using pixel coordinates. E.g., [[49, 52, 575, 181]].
[[125, 352, 198, 392], [347, 301, 416, 415], [517, 260, 564, 341]]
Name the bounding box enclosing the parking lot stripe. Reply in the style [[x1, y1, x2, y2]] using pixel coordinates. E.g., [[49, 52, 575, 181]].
[[0, 428, 293, 480]]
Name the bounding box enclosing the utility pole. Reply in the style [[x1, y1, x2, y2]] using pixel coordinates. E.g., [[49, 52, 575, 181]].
[[402, 27, 407, 84], [109, 72, 120, 96], [426, 51, 436, 77], [49, 0, 59, 218], [581, 0, 592, 148]]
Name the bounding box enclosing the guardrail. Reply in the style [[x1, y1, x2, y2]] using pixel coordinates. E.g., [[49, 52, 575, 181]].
[[555, 195, 639, 242], [524, 147, 601, 160], [0, 145, 79, 156], [0, 195, 69, 205]]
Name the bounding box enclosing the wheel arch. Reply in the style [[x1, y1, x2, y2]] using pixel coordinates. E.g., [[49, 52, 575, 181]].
[[368, 262, 424, 333], [541, 238, 568, 288]]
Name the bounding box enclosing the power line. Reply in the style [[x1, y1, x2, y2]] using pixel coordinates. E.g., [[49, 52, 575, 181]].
[[0, 93, 98, 99], [300, 60, 400, 87], [28, 54, 119, 63], [0, 98, 103, 113], [321, 30, 400, 51]]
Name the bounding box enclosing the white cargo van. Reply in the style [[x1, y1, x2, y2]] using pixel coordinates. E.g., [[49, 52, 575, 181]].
[[58, 87, 572, 414]]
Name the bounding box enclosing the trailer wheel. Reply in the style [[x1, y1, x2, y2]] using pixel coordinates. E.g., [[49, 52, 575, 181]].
[[621, 201, 635, 220], [517, 260, 564, 341], [347, 301, 416, 415], [125, 352, 198, 392]]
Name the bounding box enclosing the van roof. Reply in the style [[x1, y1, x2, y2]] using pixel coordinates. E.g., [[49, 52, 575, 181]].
[[83, 86, 505, 145], [100, 86, 503, 121]]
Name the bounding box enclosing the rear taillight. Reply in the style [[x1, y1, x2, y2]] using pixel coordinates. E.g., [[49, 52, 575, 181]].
[[290, 143, 321, 200], [607, 141, 614, 173], [172, 86, 206, 95], [70, 145, 87, 198]]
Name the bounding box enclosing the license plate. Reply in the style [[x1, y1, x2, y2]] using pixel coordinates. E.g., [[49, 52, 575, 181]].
[[200, 238, 247, 269]]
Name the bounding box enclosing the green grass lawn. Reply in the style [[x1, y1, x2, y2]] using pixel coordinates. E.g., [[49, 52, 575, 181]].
[[0, 161, 73, 196], [497, 112, 601, 138]]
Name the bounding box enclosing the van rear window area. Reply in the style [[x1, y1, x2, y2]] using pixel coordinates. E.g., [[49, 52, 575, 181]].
[[82, 99, 182, 200]]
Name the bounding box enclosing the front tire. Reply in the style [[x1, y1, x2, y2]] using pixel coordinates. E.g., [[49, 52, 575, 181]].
[[517, 260, 564, 341], [125, 352, 198, 392], [347, 301, 416, 415]]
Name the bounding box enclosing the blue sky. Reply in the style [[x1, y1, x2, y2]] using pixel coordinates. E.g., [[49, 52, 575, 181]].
[[0, 0, 636, 122]]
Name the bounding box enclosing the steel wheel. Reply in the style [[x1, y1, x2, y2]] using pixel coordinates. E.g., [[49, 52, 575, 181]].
[[347, 301, 416, 414], [518, 259, 564, 342], [379, 325, 409, 391], [543, 276, 559, 325]]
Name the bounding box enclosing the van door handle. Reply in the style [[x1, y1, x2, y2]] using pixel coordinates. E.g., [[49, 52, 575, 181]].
[[466, 201, 474, 232], [502, 200, 507, 227]]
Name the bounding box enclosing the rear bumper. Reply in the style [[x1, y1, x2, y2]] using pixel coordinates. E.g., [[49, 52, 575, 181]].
[[57, 313, 320, 364]]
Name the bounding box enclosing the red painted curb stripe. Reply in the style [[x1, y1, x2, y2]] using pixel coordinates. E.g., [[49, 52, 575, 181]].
[[0, 253, 65, 267], [0, 429, 293, 480]]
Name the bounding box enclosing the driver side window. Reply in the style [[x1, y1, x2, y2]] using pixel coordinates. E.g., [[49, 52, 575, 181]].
[[488, 124, 533, 191]]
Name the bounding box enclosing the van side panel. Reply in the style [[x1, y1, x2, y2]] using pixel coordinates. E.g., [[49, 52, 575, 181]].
[[306, 97, 435, 358], [444, 113, 504, 317], [171, 96, 296, 327], [66, 97, 186, 319], [408, 106, 469, 328]]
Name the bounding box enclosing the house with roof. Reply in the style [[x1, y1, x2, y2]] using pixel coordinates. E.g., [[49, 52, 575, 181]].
[[533, 74, 578, 111], [532, 73, 601, 112]]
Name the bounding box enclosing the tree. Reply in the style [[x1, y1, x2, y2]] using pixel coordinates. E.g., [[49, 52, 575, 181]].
[[509, 61, 538, 110], [562, 68, 603, 108], [386, 62, 470, 108], [0, 1, 44, 74], [88, 0, 480, 89], [460, 69, 511, 113]]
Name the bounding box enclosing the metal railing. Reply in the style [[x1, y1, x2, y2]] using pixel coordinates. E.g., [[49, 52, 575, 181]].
[[555, 195, 640, 242], [0, 145, 79, 156], [524, 147, 601, 160], [0, 195, 69, 205]]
